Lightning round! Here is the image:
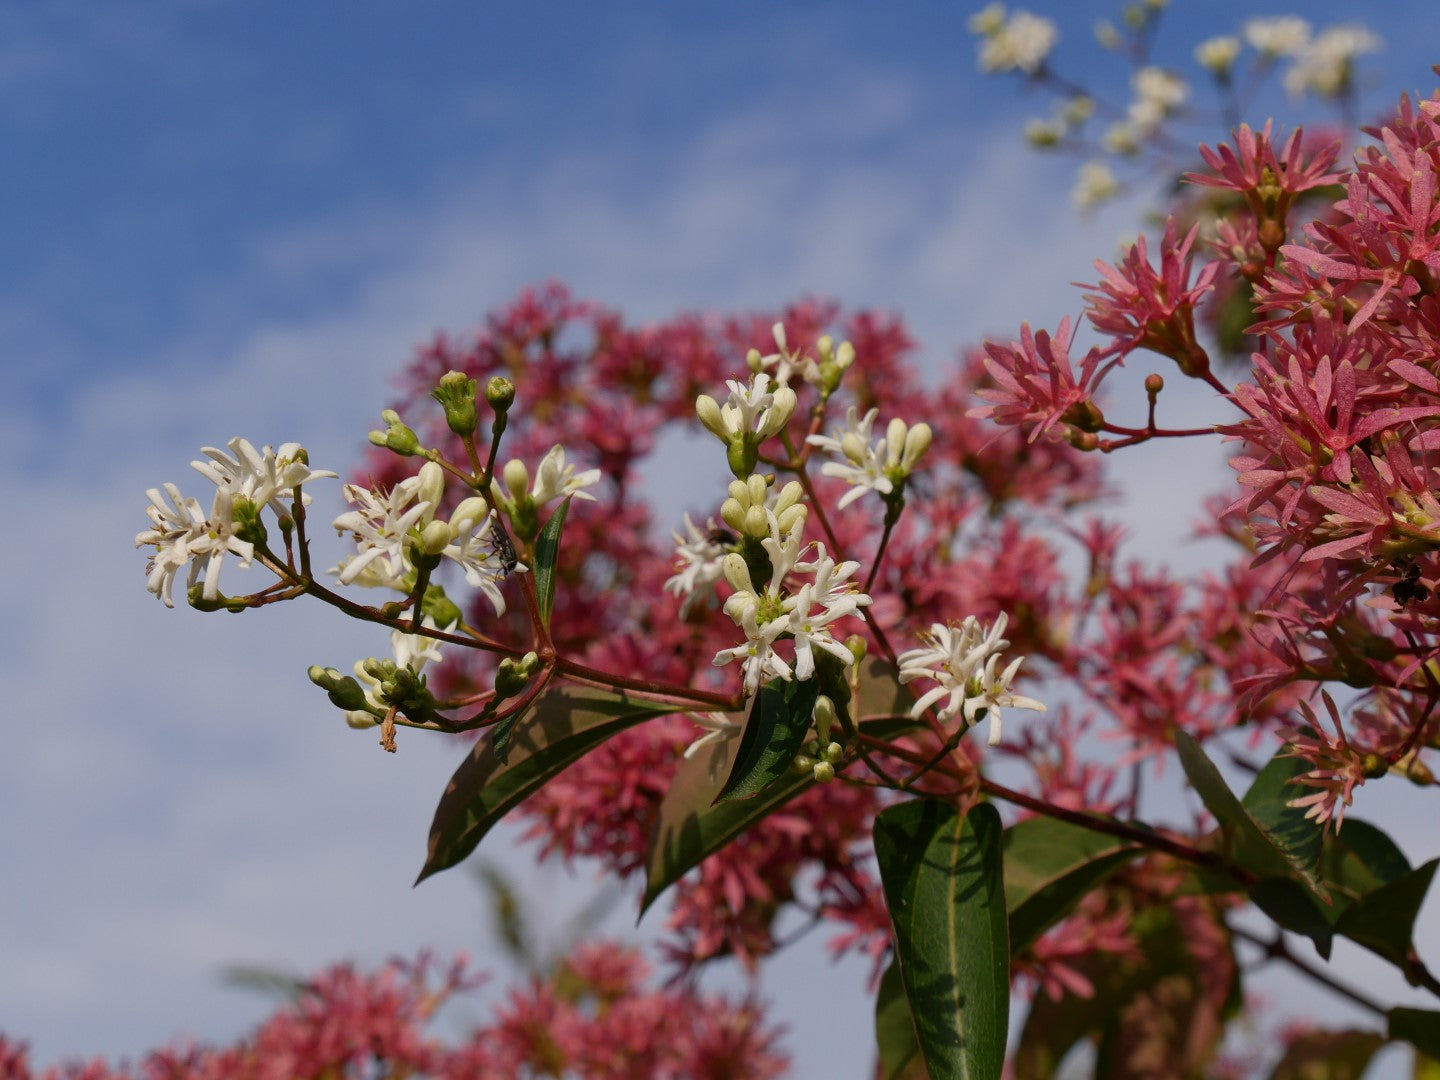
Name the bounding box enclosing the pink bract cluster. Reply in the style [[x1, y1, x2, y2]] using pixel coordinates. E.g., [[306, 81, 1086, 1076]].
[[0, 945, 786, 1079]]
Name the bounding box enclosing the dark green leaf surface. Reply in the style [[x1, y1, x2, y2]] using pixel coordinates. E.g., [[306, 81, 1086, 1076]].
[[418, 684, 677, 883], [1388, 1007, 1440, 1059], [1334, 859, 1438, 969], [641, 706, 918, 915], [1242, 750, 1323, 878], [1002, 816, 1142, 953], [1248, 877, 1334, 959], [876, 800, 1008, 1080], [640, 715, 809, 915], [1175, 731, 1327, 899], [717, 677, 820, 802], [532, 497, 571, 630], [876, 957, 923, 1080]]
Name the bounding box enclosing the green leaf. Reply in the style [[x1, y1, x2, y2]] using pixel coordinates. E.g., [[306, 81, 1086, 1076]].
[[1174, 731, 1327, 900], [640, 713, 809, 915], [1389, 1008, 1440, 1060], [875, 799, 1008, 1080], [1248, 877, 1334, 959], [641, 702, 917, 916], [1334, 859, 1438, 970], [717, 676, 821, 802], [1002, 816, 1142, 954], [1321, 818, 1411, 911], [418, 684, 678, 883], [1266, 1028, 1383, 1080], [1242, 749, 1323, 880], [876, 957, 924, 1080], [532, 496, 571, 630]]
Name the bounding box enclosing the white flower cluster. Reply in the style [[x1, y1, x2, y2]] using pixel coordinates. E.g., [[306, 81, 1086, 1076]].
[[711, 510, 871, 696], [805, 406, 933, 510], [492, 444, 602, 512], [696, 372, 798, 446], [1073, 162, 1121, 209], [665, 514, 730, 617], [332, 460, 513, 615], [970, 4, 1058, 75], [897, 612, 1046, 746], [1282, 25, 1380, 100], [1194, 35, 1241, 76], [136, 438, 335, 607]]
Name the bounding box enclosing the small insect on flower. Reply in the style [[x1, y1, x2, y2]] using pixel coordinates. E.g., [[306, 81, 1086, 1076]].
[[1391, 557, 1431, 608], [488, 518, 520, 576]]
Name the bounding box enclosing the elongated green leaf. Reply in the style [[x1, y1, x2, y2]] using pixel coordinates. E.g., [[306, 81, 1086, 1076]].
[[1243, 750, 1323, 877], [876, 957, 923, 1080], [418, 684, 678, 883], [1334, 859, 1438, 969], [1390, 1008, 1440, 1060], [1267, 1028, 1383, 1080], [717, 677, 820, 802], [533, 497, 571, 630], [1248, 877, 1334, 958], [875, 799, 1008, 1080], [1321, 818, 1411, 909], [1002, 816, 1142, 954], [1175, 731, 1327, 900], [640, 717, 808, 914], [641, 707, 920, 915]]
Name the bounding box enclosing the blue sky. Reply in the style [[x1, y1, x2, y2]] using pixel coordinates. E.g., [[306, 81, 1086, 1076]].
[[5, 1, 1440, 1073]]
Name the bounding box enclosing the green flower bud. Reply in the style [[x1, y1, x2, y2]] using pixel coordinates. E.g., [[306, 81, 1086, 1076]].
[[696, 394, 727, 439], [370, 409, 421, 456], [432, 370, 479, 437], [418, 519, 451, 556], [486, 376, 516, 412], [822, 741, 845, 764], [502, 458, 530, 499], [811, 760, 836, 784], [814, 695, 836, 744]]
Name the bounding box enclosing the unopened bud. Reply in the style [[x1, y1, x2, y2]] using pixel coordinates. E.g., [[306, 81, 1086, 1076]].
[[432, 370, 479, 437], [370, 409, 421, 456], [502, 458, 530, 499], [811, 761, 836, 783], [486, 376, 516, 412], [1145, 373, 1164, 395], [696, 394, 727, 439], [814, 695, 837, 744]]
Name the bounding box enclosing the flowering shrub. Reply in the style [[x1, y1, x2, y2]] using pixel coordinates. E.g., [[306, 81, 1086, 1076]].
[[100, 10, 1440, 1080]]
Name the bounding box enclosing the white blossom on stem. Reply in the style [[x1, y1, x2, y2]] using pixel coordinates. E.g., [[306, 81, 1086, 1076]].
[[665, 514, 729, 616], [136, 483, 256, 607], [190, 437, 335, 512], [531, 444, 602, 504], [897, 612, 1045, 745], [331, 463, 444, 587]]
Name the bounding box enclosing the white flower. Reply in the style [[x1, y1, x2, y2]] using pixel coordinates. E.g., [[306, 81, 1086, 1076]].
[[190, 437, 335, 511], [713, 592, 793, 695], [683, 712, 744, 775], [897, 613, 1045, 744], [1283, 26, 1380, 99], [1128, 67, 1187, 134], [441, 501, 515, 616], [330, 464, 443, 588], [135, 483, 255, 607], [1195, 35, 1241, 76], [806, 408, 932, 510], [1243, 16, 1311, 58], [978, 11, 1058, 74], [1074, 162, 1121, 209], [531, 444, 602, 504], [784, 581, 864, 681], [665, 514, 730, 616], [748, 323, 821, 388], [696, 372, 798, 445], [713, 533, 869, 695]]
